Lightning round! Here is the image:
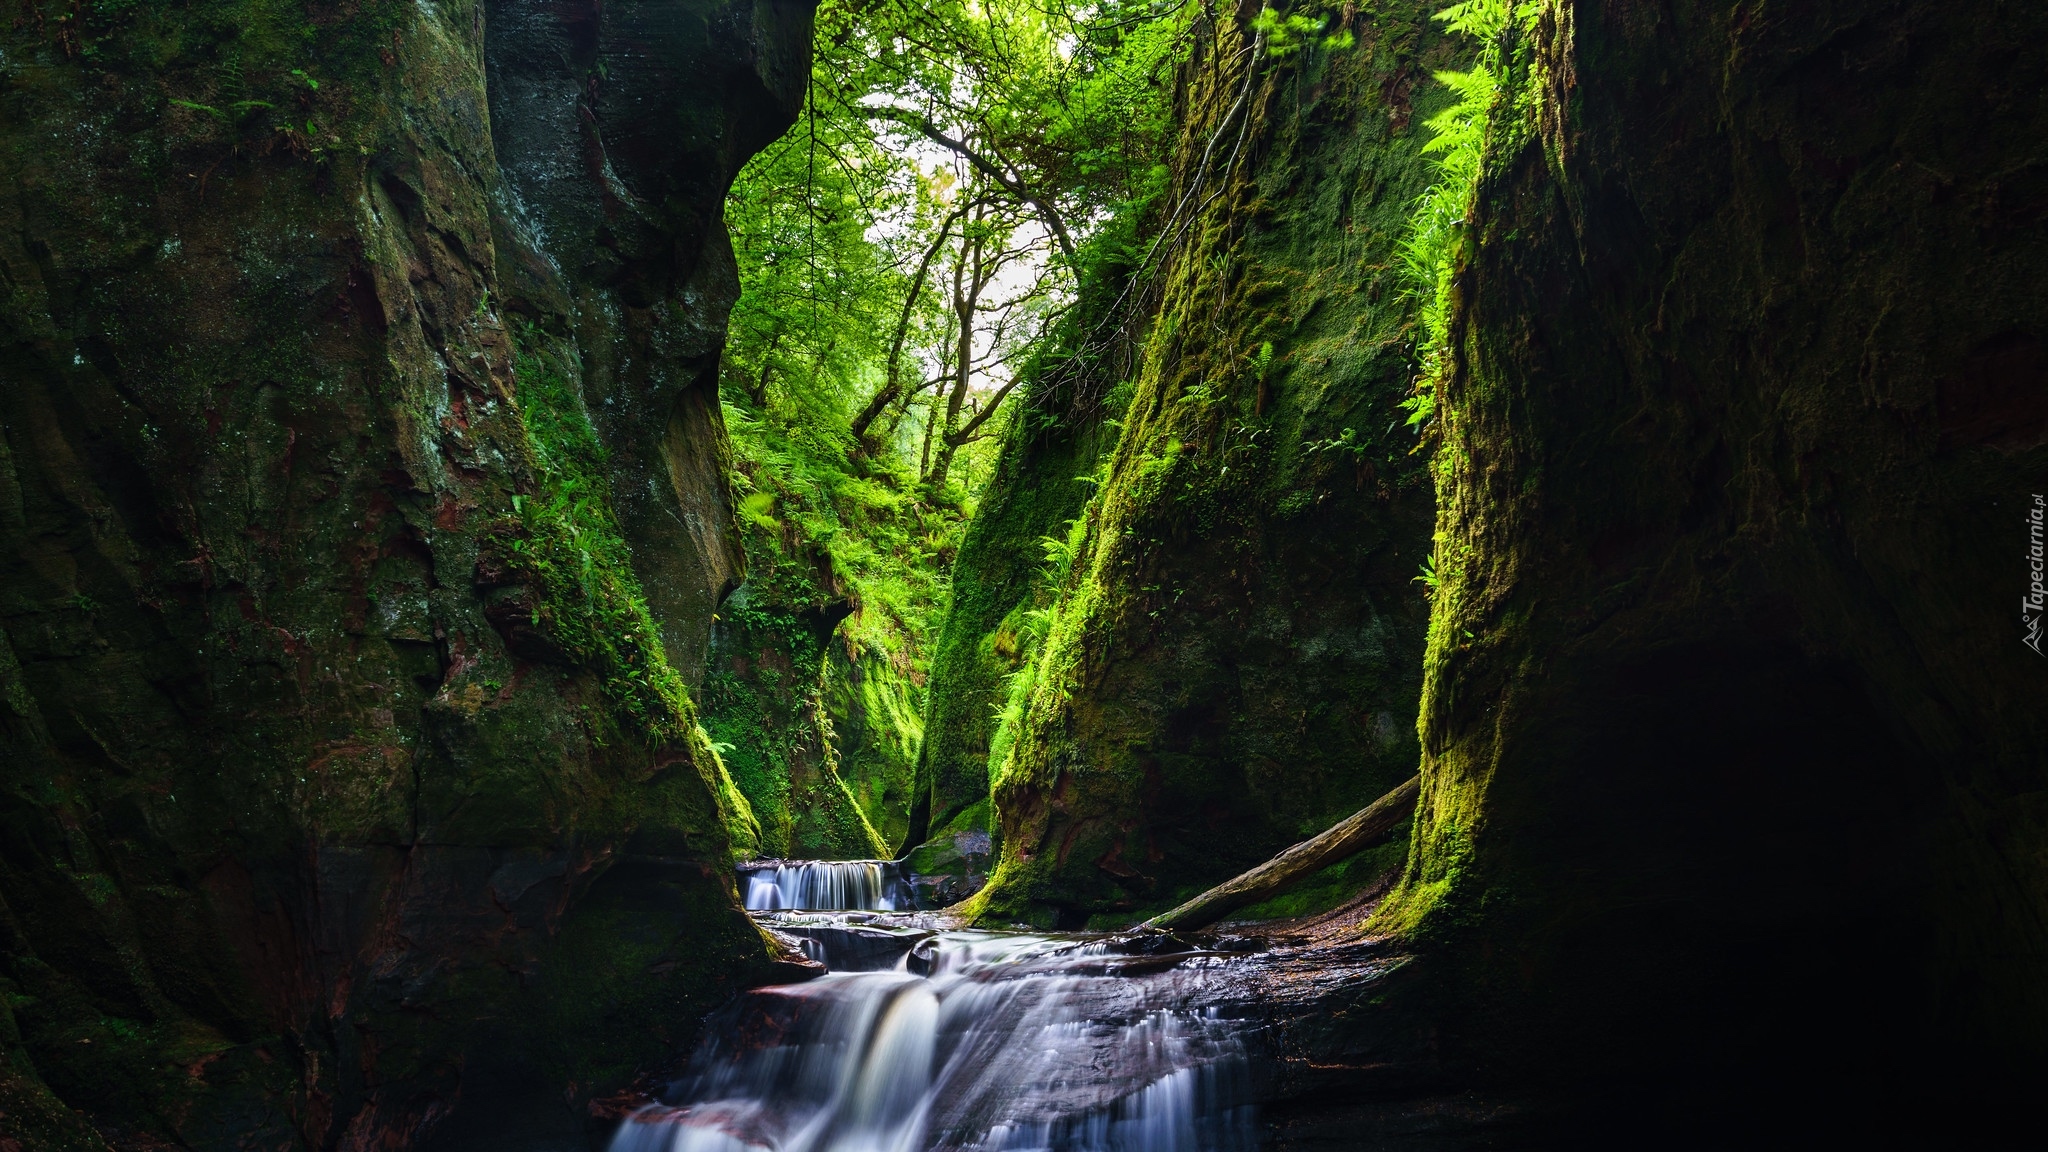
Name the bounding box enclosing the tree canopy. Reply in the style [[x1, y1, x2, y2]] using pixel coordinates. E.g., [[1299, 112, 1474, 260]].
[[715, 0, 1195, 666]]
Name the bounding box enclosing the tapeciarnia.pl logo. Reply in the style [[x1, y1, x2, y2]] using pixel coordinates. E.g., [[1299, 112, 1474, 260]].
[[2028, 494, 2046, 657]]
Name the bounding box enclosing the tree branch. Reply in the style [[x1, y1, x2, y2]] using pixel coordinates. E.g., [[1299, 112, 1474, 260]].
[[851, 200, 977, 447], [866, 105, 1079, 269], [944, 371, 1026, 446]]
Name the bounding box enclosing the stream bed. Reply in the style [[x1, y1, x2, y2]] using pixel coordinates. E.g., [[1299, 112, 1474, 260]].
[[609, 863, 1277, 1152]]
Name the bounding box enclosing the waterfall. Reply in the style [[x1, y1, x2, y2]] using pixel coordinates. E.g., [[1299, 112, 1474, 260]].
[[610, 915, 1257, 1152], [740, 860, 914, 912]]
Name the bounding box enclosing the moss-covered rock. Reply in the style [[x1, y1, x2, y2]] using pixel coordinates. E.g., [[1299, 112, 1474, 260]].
[[903, 385, 1122, 857], [1372, 0, 2048, 1135], [702, 581, 889, 860], [0, 1, 810, 1147], [823, 637, 922, 851], [970, 3, 1451, 927], [895, 179, 1167, 885]]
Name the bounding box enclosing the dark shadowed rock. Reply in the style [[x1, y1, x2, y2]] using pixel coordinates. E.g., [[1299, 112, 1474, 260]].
[[1374, 0, 2048, 1140], [0, 2, 812, 1148]]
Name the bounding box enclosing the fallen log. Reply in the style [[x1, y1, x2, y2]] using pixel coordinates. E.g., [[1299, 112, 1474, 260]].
[[1143, 774, 1419, 933]]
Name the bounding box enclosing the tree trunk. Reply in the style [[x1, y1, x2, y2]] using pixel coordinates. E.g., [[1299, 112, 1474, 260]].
[[851, 203, 971, 448], [749, 328, 783, 408], [926, 225, 981, 491], [1145, 776, 1418, 932]]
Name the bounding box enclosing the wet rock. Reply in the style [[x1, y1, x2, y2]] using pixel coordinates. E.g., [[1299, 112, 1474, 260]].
[[761, 917, 932, 973], [759, 926, 832, 981], [903, 825, 994, 909]]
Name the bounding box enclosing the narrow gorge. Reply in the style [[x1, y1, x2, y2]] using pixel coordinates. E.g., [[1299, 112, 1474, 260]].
[[2, 0, 2042, 1149]]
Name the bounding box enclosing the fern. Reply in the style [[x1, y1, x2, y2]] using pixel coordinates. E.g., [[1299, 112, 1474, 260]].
[[1038, 531, 1077, 582], [1414, 552, 1442, 599], [1252, 5, 1356, 56], [1398, 2, 1541, 432]]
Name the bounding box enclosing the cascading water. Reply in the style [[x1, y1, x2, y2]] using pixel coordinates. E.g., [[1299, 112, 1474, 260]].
[[740, 860, 914, 912], [610, 905, 1259, 1152]]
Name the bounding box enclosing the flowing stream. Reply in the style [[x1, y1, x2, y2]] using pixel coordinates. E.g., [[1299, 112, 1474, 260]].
[[610, 865, 1260, 1152]]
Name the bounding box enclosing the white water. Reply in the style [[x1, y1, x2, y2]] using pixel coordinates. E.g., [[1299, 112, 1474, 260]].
[[610, 916, 1256, 1152], [741, 861, 913, 912]]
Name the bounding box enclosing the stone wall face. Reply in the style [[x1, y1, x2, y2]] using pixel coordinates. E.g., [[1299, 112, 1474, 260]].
[[0, 2, 810, 1147], [974, 5, 1448, 927], [1389, 0, 2048, 1136]]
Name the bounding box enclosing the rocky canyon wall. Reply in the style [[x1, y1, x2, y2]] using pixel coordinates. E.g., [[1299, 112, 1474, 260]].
[[971, 3, 1448, 928], [899, 268, 1134, 866], [948, 0, 2047, 1135], [1378, 0, 2048, 1137], [0, 1, 809, 1148], [700, 574, 893, 861]]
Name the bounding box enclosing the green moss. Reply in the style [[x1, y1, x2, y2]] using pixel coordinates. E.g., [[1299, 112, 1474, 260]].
[[973, 4, 1450, 926], [0, 0, 797, 1142], [708, 322, 978, 858], [825, 641, 923, 850], [12, 0, 421, 167], [1230, 822, 1413, 922], [702, 592, 887, 860], [497, 328, 757, 851], [503, 334, 687, 743], [905, 798, 993, 871], [904, 266, 1138, 855], [1395, 0, 1543, 435]]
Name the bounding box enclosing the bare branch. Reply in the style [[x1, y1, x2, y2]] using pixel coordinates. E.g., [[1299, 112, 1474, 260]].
[[866, 104, 1079, 269], [945, 371, 1026, 446], [851, 199, 980, 447]]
